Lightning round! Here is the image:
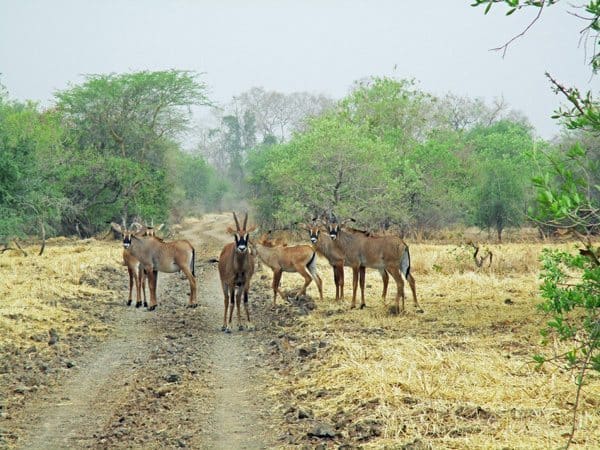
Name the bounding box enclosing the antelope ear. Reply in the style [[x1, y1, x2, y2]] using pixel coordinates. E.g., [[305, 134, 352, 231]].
[[156, 223, 165, 231], [297, 223, 309, 231], [130, 222, 143, 232], [110, 222, 123, 233], [247, 225, 258, 234], [226, 226, 236, 235]]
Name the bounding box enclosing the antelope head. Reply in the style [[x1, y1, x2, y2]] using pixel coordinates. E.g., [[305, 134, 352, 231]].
[[143, 221, 165, 238], [227, 212, 256, 254], [325, 213, 355, 241], [301, 219, 322, 244], [326, 212, 341, 240], [111, 221, 156, 249]]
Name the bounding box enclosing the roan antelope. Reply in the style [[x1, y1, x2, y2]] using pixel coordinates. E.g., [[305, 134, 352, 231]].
[[110, 221, 163, 308], [299, 220, 346, 301], [253, 231, 323, 305], [300, 220, 390, 302], [112, 222, 196, 311], [218, 212, 256, 332], [325, 216, 422, 314]]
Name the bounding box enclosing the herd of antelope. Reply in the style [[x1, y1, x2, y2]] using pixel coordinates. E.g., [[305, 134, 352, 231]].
[[111, 212, 422, 333]]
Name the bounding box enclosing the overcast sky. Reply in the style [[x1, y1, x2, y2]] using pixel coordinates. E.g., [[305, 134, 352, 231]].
[[1, 0, 597, 139]]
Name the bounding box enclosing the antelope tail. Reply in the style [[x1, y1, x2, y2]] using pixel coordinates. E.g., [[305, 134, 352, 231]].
[[401, 246, 411, 279], [191, 248, 196, 277], [306, 252, 319, 281]]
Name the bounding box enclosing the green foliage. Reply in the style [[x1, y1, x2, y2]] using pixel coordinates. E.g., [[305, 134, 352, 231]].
[[55, 70, 211, 166], [167, 150, 229, 214], [471, 1, 600, 445], [0, 96, 68, 239], [407, 130, 473, 229], [1, 71, 222, 239], [339, 77, 433, 151], [247, 110, 408, 227], [57, 149, 169, 234], [466, 121, 535, 240], [52, 70, 216, 234], [246, 77, 538, 233]]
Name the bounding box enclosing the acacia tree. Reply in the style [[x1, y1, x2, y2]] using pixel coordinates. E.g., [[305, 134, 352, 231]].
[[473, 1, 600, 446]]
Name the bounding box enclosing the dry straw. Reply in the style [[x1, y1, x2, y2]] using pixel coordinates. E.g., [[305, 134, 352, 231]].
[[261, 241, 600, 448], [0, 238, 120, 353]]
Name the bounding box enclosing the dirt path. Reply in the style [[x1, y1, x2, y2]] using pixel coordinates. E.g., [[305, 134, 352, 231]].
[[12, 213, 275, 449], [182, 214, 273, 450]]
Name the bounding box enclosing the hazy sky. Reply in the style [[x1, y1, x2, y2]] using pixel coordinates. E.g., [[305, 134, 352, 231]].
[[1, 0, 597, 139]]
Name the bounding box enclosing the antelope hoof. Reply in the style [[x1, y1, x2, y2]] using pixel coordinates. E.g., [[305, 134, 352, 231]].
[[147, 305, 157, 312], [221, 325, 227, 332], [416, 308, 424, 314], [360, 304, 366, 310], [187, 303, 198, 309], [126, 300, 132, 306], [224, 327, 232, 334], [238, 324, 244, 331], [135, 301, 142, 308], [143, 301, 148, 308]]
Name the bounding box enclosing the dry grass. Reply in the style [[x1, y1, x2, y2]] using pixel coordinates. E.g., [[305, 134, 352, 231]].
[[2, 233, 599, 448], [0, 238, 121, 358], [261, 241, 600, 448]]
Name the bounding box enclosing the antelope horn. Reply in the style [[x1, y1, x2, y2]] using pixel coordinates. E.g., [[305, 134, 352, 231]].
[[233, 212, 241, 230], [243, 212, 248, 230]]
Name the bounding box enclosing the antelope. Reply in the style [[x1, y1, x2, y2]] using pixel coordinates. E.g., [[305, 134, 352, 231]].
[[300, 220, 390, 302], [218, 212, 256, 332], [253, 231, 323, 305], [110, 221, 163, 308], [299, 220, 345, 301], [112, 223, 196, 311], [325, 216, 422, 314]]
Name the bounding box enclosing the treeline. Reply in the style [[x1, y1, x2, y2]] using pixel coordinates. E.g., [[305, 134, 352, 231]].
[[2, 71, 596, 242], [242, 77, 588, 240], [0, 70, 227, 239]]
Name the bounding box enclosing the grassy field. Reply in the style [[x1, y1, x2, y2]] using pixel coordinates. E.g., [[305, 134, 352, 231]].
[[1, 233, 599, 448], [261, 240, 600, 448], [0, 238, 120, 351]]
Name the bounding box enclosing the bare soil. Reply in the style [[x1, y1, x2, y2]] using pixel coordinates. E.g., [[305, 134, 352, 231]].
[[3, 214, 284, 449]]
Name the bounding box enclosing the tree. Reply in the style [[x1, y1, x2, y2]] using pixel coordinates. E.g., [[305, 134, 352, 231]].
[[0, 95, 68, 244], [55, 70, 211, 166], [236, 87, 334, 142], [407, 130, 473, 232], [53, 70, 212, 232], [465, 120, 535, 241], [338, 77, 434, 151], [473, 1, 600, 446], [435, 93, 527, 131], [247, 111, 411, 228]]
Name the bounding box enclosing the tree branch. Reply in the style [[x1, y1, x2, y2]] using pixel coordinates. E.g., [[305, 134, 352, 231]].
[[491, 1, 545, 58]]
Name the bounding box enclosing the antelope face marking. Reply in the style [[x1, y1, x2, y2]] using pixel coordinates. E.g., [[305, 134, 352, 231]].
[[235, 233, 250, 253], [328, 223, 340, 240], [123, 233, 132, 249], [309, 227, 320, 244]]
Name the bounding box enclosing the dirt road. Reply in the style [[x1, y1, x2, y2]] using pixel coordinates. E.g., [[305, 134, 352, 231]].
[[11, 214, 278, 449]]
